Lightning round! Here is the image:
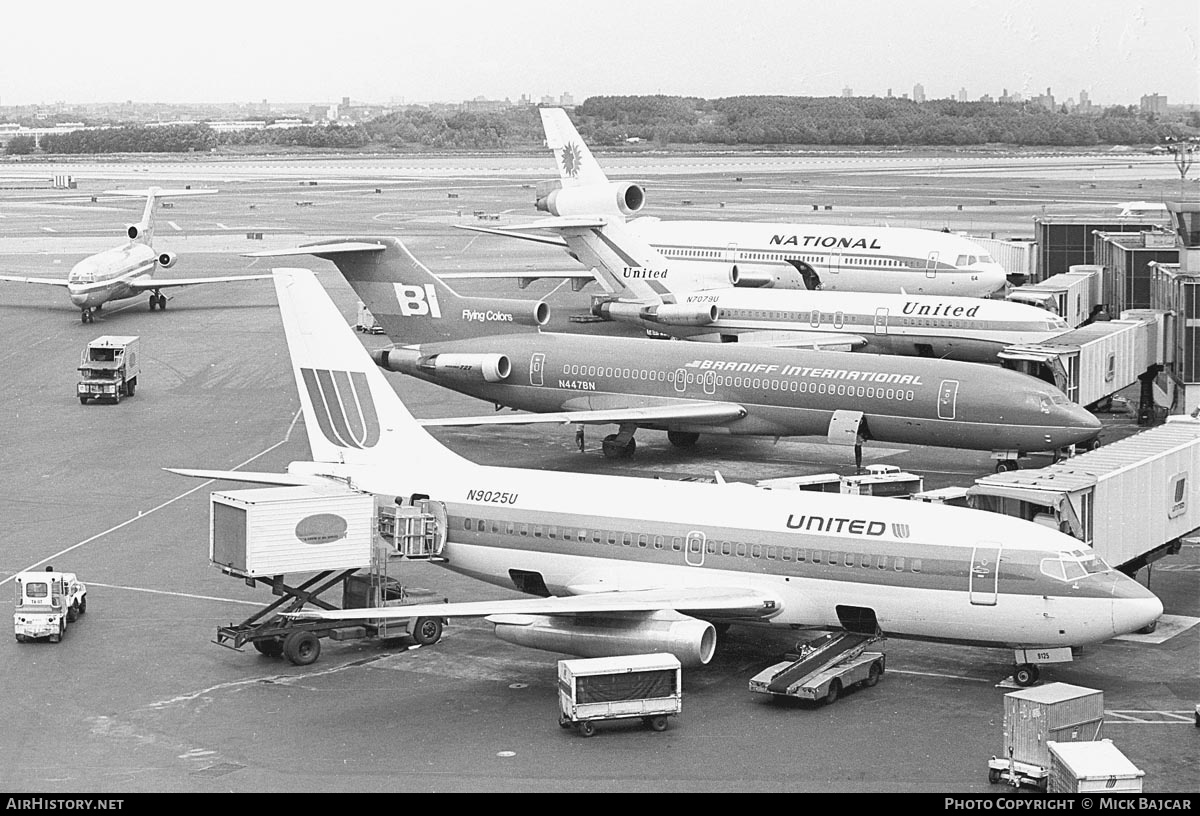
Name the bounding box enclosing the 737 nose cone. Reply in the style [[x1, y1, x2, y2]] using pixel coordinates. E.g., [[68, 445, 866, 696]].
[[1110, 576, 1164, 638]]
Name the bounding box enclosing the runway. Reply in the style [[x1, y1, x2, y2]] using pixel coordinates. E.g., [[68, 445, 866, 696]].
[[0, 151, 1196, 793]]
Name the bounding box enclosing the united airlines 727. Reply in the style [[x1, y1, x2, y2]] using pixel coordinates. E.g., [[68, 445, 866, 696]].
[[535, 217, 1069, 364], [456, 108, 1010, 297], [168, 267, 1161, 686], [0, 187, 271, 323]]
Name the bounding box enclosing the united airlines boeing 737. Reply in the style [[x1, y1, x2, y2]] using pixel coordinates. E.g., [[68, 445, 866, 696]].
[[167, 268, 1160, 686], [456, 108, 1009, 298], [0, 188, 271, 323], [249, 237, 1100, 468]]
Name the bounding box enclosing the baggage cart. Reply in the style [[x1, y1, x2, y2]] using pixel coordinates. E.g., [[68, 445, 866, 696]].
[[557, 653, 682, 737]]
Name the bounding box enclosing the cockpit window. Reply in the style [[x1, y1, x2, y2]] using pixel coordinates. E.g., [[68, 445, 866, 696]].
[[979, 254, 993, 264], [1041, 550, 1110, 582], [1046, 317, 1068, 330], [955, 254, 970, 266]]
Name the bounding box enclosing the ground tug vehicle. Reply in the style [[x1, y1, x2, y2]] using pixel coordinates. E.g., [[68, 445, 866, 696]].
[[13, 567, 87, 643]]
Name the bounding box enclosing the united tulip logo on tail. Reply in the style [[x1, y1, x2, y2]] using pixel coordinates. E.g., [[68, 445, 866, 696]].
[[301, 368, 380, 449]]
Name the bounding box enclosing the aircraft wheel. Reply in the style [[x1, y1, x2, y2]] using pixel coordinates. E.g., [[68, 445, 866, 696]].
[[1137, 619, 1158, 635], [1014, 664, 1040, 687], [996, 460, 1018, 473], [647, 716, 668, 733], [667, 431, 700, 448], [824, 679, 841, 705], [148, 296, 156, 311], [411, 617, 443, 646], [158, 295, 167, 310], [577, 721, 596, 738], [283, 630, 321, 666], [602, 435, 636, 459]]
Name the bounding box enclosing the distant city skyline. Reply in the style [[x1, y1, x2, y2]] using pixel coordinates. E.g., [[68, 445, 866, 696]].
[[0, 0, 1196, 108]]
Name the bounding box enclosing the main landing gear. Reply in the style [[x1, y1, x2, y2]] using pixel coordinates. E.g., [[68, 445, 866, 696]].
[[148, 292, 167, 311], [602, 423, 638, 459]]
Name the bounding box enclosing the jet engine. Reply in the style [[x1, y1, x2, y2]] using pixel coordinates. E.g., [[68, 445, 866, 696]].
[[157, 251, 178, 269], [418, 352, 512, 383], [592, 300, 717, 327], [536, 182, 646, 218], [370, 346, 420, 374], [126, 224, 142, 240], [486, 609, 717, 667]]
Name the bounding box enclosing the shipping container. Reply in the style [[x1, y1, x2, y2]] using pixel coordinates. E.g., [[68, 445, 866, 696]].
[[1003, 683, 1105, 768], [210, 484, 375, 577], [967, 415, 1200, 571], [998, 312, 1165, 408], [1047, 740, 1144, 793]]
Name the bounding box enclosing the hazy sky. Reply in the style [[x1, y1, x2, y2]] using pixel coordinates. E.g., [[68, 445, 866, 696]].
[[1, 0, 1196, 107]]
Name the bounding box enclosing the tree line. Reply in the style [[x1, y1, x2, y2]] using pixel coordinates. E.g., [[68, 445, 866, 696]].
[[6, 95, 1196, 155]]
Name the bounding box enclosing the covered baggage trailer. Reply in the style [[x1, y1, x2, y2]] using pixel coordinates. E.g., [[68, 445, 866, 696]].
[[557, 653, 682, 737]]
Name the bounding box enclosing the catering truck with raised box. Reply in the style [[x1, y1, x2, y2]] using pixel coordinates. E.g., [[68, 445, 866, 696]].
[[208, 484, 447, 665], [77, 335, 139, 404], [13, 568, 87, 643]]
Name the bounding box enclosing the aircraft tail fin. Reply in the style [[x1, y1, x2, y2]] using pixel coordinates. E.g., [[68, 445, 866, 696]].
[[539, 107, 610, 188], [558, 221, 673, 304], [104, 187, 218, 246], [247, 238, 548, 345], [271, 267, 470, 469]]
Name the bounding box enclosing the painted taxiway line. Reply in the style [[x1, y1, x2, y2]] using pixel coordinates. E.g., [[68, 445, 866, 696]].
[[84, 582, 264, 607], [0, 409, 304, 586]]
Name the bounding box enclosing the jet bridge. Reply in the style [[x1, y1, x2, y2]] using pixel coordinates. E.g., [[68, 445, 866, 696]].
[[998, 310, 1169, 418], [966, 415, 1200, 574]]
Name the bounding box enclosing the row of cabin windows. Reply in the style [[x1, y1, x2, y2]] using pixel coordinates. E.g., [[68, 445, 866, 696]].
[[558, 363, 916, 402], [736, 251, 904, 269], [722, 308, 976, 331], [459, 517, 923, 573]]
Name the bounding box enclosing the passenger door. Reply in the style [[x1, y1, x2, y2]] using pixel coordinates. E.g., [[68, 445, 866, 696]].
[[969, 544, 1002, 606]]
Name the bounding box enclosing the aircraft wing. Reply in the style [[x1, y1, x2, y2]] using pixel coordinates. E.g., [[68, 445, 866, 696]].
[[284, 585, 781, 622], [419, 400, 746, 428], [129, 273, 275, 291], [0, 275, 70, 287]]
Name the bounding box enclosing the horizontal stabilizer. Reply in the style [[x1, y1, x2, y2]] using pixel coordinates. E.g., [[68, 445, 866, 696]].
[[454, 224, 568, 247], [129, 273, 274, 291], [163, 468, 329, 486], [243, 242, 387, 258], [420, 400, 746, 428]]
